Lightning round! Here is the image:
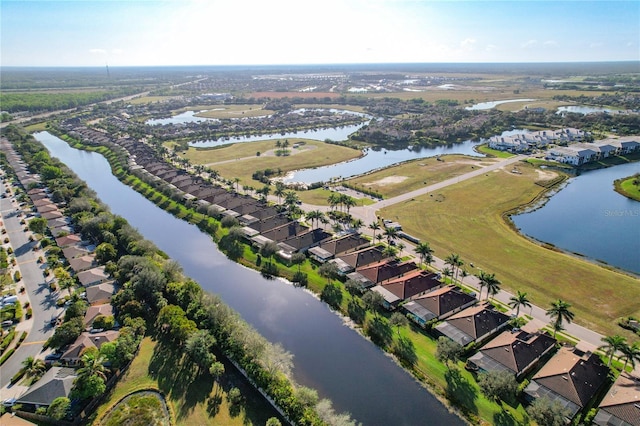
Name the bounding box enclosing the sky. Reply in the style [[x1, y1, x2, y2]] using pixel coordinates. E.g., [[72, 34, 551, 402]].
[[1, 0, 639, 67]]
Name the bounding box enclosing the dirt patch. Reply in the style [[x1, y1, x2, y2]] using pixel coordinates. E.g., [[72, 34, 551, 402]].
[[370, 176, 408, 186], [535, 169, 558, 180]]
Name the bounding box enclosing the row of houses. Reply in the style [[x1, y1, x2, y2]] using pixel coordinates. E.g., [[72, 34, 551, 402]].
[[488, 128, 587, 152], [1, 141, 120, 413], [547, 136, 640, 166]]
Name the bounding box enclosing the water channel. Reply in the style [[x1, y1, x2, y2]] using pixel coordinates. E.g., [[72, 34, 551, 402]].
[[465, 99, 536, 110], [35, 131, 464, 426], [512, 162, 640, 274]]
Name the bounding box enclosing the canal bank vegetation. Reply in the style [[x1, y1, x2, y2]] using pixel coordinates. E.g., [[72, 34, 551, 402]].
[[5, 125, 354, 426], [380, 161, 640, 339], [614, 173, 640, 201]]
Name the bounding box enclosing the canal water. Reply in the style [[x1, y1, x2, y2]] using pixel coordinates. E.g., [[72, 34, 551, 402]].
[[512, 162, 640, 274], [35, 132, 464, 426]]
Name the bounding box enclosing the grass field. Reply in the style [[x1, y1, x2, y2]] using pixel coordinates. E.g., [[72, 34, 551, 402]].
[[615, 175, 640, 201], [475, 144, 516, 158], [181, 139, 361, 185], [192, 104, 274, 119], [380, 162, 640, 338], [93, 337, 278, 426], [346, 155, 499, 199], [129, 96, 179, 105], [296, 188, 376, 206]]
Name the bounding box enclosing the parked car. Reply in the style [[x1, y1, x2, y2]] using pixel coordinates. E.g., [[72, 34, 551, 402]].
[[1, 320, 14, 328]]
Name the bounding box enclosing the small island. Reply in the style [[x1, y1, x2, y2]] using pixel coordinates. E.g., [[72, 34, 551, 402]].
[[614, 173, 640, 201]]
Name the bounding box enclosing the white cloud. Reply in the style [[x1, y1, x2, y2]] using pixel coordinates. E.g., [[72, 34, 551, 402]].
[[521, 39, 538, 48], [543, 40, 558, 46], [460, 38, 476, 50], [89, 49, 107, 55]]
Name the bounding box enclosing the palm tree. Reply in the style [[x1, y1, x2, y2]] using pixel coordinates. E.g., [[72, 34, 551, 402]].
[[351, 218, 364, 233], [460, 269, 468, 285], [415, 241, 434, 268], [22, 356, 46, 379], [477, 271, 500, 301], [445, 253, 463, 283], [327, 192, 340, 212], [368, 221, 381, 244], [620, 341, 640, 371], [306, 210, 323, 229], [274, 182, 285, 205], [233, 177, 240, 193], [383, 226, 398, 245], [546, 299, 575, 338], [508, 291, 532, 317], [78, 350, 108, 382], [599, 335, 627, 368]]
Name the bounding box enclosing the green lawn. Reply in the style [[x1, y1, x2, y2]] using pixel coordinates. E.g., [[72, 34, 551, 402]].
[[615, 175, 640, 201], [93, 338, 278, 426], [475, 144, 516, 158], [346, 154, 498, 198], [380, 162, 640, 338]]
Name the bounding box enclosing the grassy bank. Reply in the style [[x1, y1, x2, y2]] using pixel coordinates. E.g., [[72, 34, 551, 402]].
[[380, 161, 640, 338], [614, 174, 640, 201]]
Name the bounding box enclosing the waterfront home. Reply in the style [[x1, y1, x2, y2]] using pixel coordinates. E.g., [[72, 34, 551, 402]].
[[434, 302, 511, 346], [403, 285, 476, 326], [380, 270, 442, 300], [467, 330, 556, 379], [15, 367, 77, 411], [68, 254, 97, 273], [524, 346, 609, 420], [357, 260, 418, 285], [331, 246, 387, 275], [593, 372, 640, 426]]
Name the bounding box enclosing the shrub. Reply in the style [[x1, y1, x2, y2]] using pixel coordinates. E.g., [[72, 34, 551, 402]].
[[26, 308, 32, 319], [13, 271, 20, 282], [0, 348, 15, 365]]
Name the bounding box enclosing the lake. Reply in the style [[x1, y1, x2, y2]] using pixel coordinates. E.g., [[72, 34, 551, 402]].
[[556, 105, 620, 115], [512, 162, 640, 274], [35, 131, 464, 426]]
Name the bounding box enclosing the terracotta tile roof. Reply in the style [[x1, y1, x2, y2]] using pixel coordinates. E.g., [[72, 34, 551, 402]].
[[595, 372, 640, 426]]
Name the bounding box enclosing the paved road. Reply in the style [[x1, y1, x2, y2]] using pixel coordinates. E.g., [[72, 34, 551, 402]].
[[0, 151, 63, 395]]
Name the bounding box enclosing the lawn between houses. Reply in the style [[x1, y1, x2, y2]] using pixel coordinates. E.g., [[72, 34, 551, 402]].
[[92, 337, 279, 426], [380, 161, 640, 339]]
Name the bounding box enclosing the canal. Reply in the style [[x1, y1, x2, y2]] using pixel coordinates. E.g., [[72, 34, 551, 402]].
[[35, 131, 464, 426]]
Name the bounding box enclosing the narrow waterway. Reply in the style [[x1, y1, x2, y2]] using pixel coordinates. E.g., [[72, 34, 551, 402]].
[[35, 132, 464, 426]]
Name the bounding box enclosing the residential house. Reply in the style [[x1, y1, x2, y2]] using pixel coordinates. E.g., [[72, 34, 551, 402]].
[[68, 254, 96, 273], [83, 303, 114, 327], [15, 367, 77, 410], [467, 330, 557, 379], [594, 372, 640, 426], [356, 260, 418, 285], [55, 234, 82, 248], [330, 246, 387, 276], [62, 245, 91, 260], [61, 330, 119, 364], [77, 266, 109, 287], [85, 281, 116, 305], [403, 285, 477, 326], [524, 346, 609, 420], [379, 270, 442, 301], [434, 302, 511, 346]]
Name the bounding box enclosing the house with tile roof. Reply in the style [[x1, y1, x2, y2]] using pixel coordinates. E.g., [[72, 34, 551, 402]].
[[467, 330, 557, 379], [85, 281, 116, 305], [434, 302, 511, 346], [593, 372, 640, 426], [83, 303, 114, 327], [77, 266, 109, 286], [373, 270, 443, 308], [524, 346, 610, 419]]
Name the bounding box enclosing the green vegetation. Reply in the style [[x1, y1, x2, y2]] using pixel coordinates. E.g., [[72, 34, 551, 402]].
[[614, 173, 640, 201], [0, 89, 139, 113], [475, 144, 516, 158], [380, 162, 640, 337]]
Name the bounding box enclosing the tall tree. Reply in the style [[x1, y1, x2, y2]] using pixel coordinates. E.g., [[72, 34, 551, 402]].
[[22, 356, 46, 379], [368, 221, 381, 244], [599, 335, 627, 368], [477, 271, 500, 301], [508, 290, 532, 317], [546, 299, 575, 338], [415, 241, 434, 268], [383, 226, 398, 245], [620, 341, 640, 371], [390, 312, 408, 336]]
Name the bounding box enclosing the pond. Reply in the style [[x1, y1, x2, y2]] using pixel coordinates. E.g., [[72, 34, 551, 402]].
[[465, 99, 536, 110], [35, 131, 464, 426], [146, 110, 221, 125], [512, 162, 640, 274]]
